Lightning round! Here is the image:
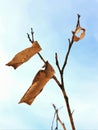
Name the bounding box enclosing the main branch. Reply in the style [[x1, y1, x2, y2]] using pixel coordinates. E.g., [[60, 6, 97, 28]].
[[55, 14, 81, 130]]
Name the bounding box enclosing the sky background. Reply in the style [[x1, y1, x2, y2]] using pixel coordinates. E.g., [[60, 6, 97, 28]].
[[0, 0, 98, 129]]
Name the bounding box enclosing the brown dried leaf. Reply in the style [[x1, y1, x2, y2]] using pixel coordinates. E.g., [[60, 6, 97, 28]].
[[73, 27, 86, 42], [19, 61, 55, 105], [6, 41, 42, 69]]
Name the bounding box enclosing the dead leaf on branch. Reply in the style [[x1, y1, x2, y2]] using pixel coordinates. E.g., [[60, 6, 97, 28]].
[[19, 61, 55, 105], [73, 27, 86, 42], [6, 41, 42, 69]]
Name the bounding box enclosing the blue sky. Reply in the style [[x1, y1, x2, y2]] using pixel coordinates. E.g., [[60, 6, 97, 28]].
[[0, 0, 98, 129]]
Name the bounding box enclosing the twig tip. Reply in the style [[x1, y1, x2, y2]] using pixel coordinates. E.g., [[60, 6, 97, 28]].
[[77, 14, 81, 18]]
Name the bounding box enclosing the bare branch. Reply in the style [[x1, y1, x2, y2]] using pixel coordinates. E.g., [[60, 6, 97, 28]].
[[27, 28, 46, 64], [68, 39, 70, 45], [61, 14, 81, 74], [76, 14, 80, 28], [27, 33, 32, 43], [31, 28, 34, 42], [62, 91, 75, 130], [52, 104, 66, 130], [51, 110, 56, 130], [52, 75, 61, 88], [27, 27, 34, 43], [55, 53, 61, 73], [58, 14, 82, 130], [61, 43, 72, 73], [37, 53, 46, 64], [57, 117, 66, 130]]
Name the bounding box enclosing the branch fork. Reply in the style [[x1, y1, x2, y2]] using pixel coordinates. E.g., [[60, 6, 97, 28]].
[[27, 14, 85, 130]]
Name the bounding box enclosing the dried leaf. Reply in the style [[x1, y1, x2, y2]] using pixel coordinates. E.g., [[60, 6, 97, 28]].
[[6, 41, 42, 69], [73, 27, 86, 42], [19, 61, 55, 105]]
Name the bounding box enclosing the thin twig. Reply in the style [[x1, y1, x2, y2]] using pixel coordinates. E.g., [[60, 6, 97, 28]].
[[37, 53, 46, 64], [61, 43, 72, 73], [55, 53, 61, 73], [31, 28, 34, 42], [62, 14, 81, 73], [52, 104, 66, 130], [52, 75, 61, 88], [76, 14, 80, 28], [51, 111, 56, 130], [27, 33, 32, 43], [27, 28, 46, 63]]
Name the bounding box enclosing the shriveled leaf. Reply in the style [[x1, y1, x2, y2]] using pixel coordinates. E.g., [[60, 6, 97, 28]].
[[6, 41, 42, 69], [19, 61, 55, 105], [73, 27, 86, 42]]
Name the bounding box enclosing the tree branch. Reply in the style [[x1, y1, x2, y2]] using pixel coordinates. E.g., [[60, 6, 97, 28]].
[[27, 33, 32, 43], [76, 14, 80, 28], [37, 52, 46, 64], [52, 104, 66, 130], [27, 14, 85, 130], [31, 28, 34, 42], [61, 42, 72, 73], [55, 14, 81, 130], [52, 75, 61, 88], [61, 14, 81, 73], [55, 53, 61, 74]]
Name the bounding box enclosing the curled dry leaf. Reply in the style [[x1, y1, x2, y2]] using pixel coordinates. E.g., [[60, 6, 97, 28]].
[[19, 61, 55, 105], [73, 27, 86, 42], [6, 41, 42, 69]]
